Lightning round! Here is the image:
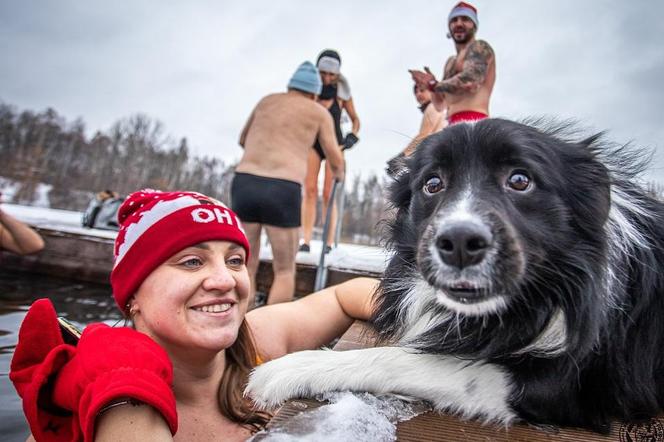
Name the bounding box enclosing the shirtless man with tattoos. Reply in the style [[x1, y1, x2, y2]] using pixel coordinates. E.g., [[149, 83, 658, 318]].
[[410, 2, 496, 125]]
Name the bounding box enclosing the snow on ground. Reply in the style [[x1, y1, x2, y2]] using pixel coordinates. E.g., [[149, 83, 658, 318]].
[[0, 178, 20, 201], [0, 178, 54, 208], [3, 204, 390, 273], [2, 203, 117, 239], [250, 392, 427, 442]]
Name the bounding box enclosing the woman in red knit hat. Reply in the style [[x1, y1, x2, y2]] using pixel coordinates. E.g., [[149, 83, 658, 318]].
[[11, 189, 377, 441]]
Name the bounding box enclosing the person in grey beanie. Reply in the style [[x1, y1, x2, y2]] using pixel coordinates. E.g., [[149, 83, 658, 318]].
[[232, 61, 345, 307]]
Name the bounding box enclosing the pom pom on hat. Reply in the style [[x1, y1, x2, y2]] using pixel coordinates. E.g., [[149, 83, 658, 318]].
[[287, 61, 322, 95], [110, 189, 250, 311], [448, 1, 479, 29]]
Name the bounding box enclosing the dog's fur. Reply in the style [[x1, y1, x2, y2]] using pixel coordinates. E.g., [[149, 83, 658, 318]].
[[246, 119, 664, 433]]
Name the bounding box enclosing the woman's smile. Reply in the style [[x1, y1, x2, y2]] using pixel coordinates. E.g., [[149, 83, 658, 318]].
[[191, 302, 232, 314]]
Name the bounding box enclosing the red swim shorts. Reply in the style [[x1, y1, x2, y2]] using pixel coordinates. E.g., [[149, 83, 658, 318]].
[[448, 111, 488, 125]]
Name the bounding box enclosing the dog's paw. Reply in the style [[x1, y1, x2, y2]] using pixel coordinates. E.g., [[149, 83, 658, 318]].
[[245, 350, 334, 410]]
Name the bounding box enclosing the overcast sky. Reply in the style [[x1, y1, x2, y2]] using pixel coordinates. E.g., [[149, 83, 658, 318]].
[[2, 1, 663, 183]]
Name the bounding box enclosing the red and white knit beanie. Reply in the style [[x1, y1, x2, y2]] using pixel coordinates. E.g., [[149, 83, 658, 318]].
[[448, 1, 479, 29], [110, 189, 250, 311]]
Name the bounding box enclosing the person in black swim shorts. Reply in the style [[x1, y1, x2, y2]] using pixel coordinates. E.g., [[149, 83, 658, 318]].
[[233, 61, 344, 307], [231, 173, 302, 228]]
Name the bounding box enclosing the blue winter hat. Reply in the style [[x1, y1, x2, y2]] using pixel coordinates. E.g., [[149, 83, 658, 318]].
[[287, 61, 322, 95]]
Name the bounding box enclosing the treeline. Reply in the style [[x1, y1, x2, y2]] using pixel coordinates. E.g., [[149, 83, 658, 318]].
[[0, 102, 389, 244]]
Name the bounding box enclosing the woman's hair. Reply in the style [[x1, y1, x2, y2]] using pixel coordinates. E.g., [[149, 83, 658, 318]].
[[219, 319, 271, 432], [126, 303, 270, 431], [125, 312, 270, 432]]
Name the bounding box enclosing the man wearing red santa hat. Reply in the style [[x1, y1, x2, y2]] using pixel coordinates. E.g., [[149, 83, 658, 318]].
[[410, 2, 496, 125]]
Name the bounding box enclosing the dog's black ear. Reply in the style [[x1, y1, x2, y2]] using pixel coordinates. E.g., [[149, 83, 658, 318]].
[[564, 134, 612, 230], [387, 163, 413, 212], [385, 153, 409, 178]]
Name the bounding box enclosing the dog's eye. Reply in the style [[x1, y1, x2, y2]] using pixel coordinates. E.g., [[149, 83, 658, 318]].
[[423, 176, 444, 195], [507, 171, 531, 191]]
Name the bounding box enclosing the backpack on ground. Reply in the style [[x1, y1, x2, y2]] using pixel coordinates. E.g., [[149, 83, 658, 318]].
[[82, 191, 123, 231]]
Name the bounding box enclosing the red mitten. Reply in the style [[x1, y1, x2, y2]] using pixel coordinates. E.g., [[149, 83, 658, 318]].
[[10, 299, 178, 441], [52, 323, 178, 441], [10, 298, 76, 441]]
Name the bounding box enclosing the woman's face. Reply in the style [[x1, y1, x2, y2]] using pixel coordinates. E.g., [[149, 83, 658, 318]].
[[319, 70, 338, 86], [131, 240, 250, 355]]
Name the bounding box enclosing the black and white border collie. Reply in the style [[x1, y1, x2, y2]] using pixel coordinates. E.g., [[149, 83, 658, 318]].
[[246, 118, 664, 433]]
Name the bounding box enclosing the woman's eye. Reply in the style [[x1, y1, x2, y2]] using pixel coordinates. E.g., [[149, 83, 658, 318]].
[[506, 171, 532, 191], [180, 257, 203, 268], [227, 256, 245, 267], [423, 176, 444, 195]]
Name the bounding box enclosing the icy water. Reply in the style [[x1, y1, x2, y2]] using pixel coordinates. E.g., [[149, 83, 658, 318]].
[[0, 270, 417, 441], [0, 269, 118, 442]]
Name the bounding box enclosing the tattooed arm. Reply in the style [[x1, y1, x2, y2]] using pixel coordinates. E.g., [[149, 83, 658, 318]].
[[434, 40, 494, 95]]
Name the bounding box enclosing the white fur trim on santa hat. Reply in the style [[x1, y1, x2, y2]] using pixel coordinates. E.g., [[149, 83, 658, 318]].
[[449, 4, 479, 28]]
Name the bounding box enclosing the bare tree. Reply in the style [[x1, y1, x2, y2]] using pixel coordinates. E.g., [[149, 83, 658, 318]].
[[0, 101, 391, 244]]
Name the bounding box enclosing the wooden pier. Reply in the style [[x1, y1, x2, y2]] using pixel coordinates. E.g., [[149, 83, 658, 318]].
[[0, 204, 384, 294]]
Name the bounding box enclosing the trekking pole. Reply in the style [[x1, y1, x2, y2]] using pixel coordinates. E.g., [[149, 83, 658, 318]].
[[314, 179, 339, 292], [333, 178, 345, 248]]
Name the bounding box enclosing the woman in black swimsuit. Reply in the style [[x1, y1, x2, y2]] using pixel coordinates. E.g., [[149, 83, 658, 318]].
[[300, 49, 361, 253]]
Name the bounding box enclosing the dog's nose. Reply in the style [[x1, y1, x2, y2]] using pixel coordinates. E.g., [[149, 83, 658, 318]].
[[435, 222, 492, 269]]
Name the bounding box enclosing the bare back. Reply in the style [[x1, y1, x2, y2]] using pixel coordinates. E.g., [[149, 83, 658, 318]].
[[236, 91, 338, 185]]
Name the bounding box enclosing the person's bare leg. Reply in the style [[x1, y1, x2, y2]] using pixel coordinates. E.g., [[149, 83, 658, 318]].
[[243, 222, 262, 309], [322, 161, 338, 247], [264, 225, 299, 304], [301, 150, 322, 247]]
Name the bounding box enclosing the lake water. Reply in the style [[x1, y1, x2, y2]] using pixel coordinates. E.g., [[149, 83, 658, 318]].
[[0, 269, 118, 442], [0, 269, 416, 442]]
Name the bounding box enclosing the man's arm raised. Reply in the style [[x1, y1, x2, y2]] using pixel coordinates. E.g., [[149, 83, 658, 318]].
[[433, 40, 494, 95], [409, 68, 446, 112]]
